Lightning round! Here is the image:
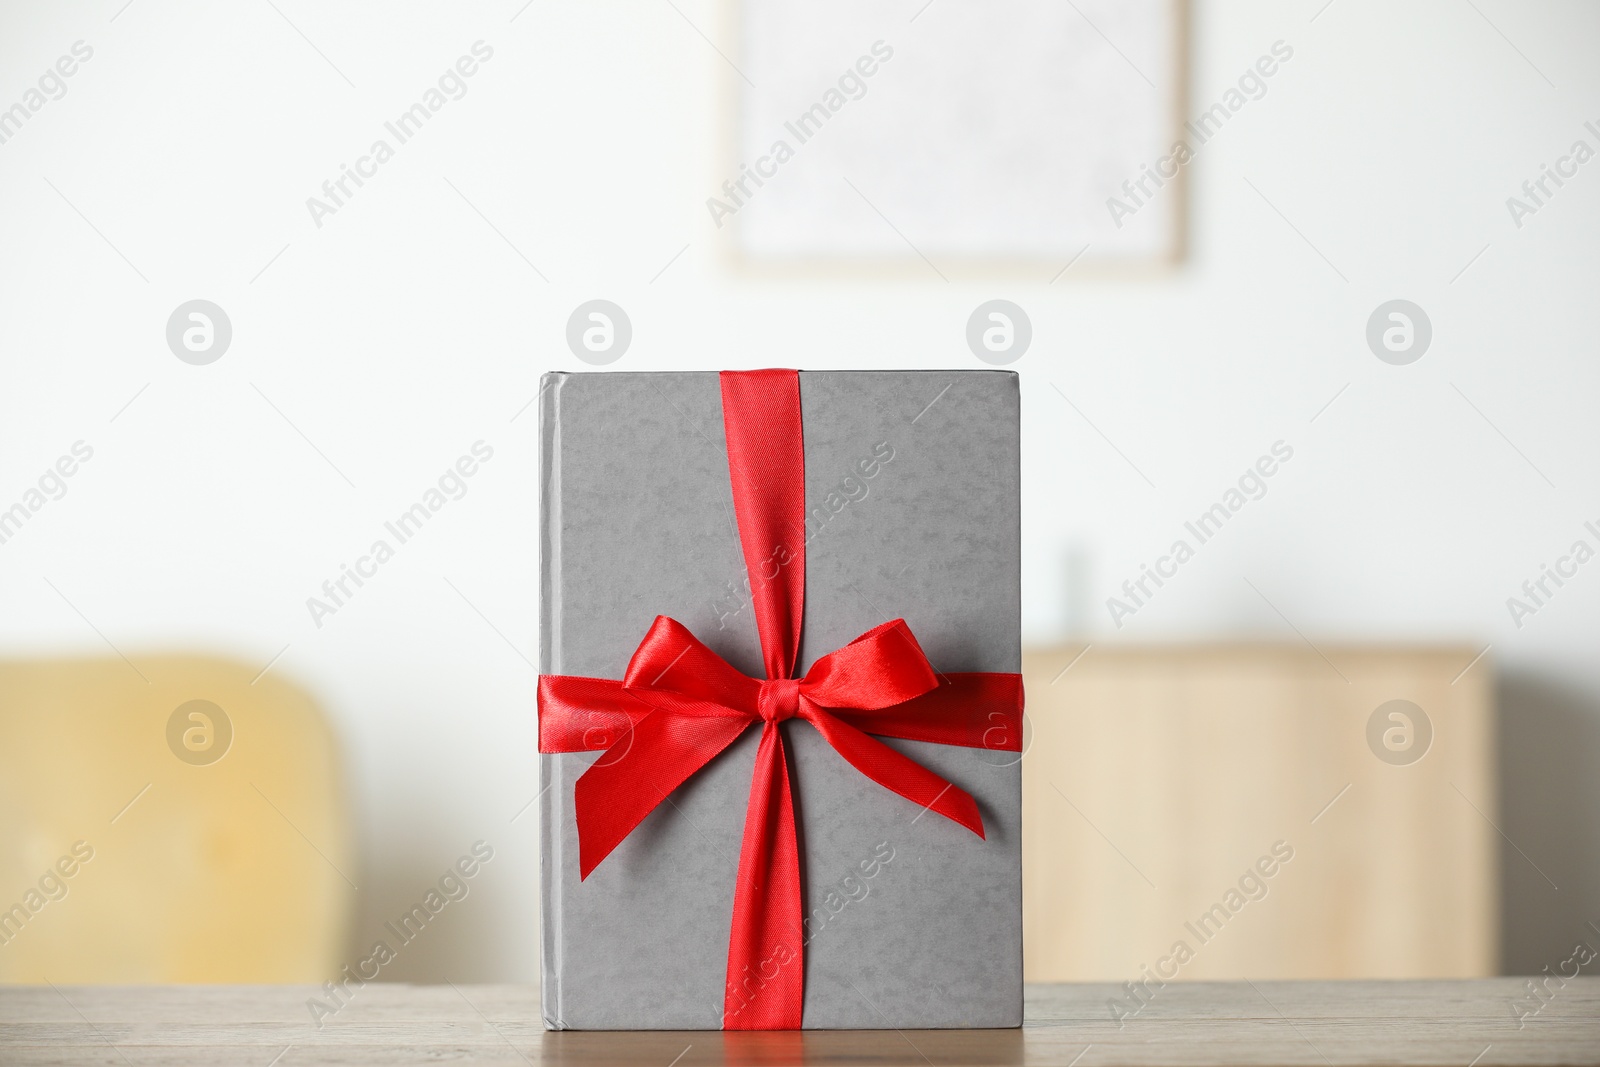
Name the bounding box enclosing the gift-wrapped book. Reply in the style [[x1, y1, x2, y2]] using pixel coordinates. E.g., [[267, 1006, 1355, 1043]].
[[538, 369, 1022, 1030]]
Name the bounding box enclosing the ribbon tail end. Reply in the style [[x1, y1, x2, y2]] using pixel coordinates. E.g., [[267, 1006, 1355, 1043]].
[[948, 791, 986, 840], [577, 838, 614, 882]]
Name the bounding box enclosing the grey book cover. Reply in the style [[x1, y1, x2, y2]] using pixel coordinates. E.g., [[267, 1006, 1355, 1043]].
[[539, 369, 1021, 1030]]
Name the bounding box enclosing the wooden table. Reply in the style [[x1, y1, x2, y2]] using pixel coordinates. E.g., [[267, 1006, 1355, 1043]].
[[3, 980, 1596, 1065]]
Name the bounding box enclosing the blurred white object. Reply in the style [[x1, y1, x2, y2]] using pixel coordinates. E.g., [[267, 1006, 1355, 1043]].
[[732, 0, 1183, 267]]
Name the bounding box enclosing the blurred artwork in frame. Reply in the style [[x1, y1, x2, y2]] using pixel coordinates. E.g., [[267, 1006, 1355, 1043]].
[[721, 0, 1188, 276]]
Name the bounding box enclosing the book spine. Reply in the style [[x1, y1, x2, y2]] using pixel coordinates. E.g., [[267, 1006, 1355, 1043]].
[[538, 372, 567, 1029]]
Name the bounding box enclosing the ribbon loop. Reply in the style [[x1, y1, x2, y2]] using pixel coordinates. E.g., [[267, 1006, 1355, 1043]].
[[798, 619, 939, 711], [623, 616, 760, 716]]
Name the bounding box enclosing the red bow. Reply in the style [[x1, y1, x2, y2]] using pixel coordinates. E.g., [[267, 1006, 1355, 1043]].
[[537, 369, 1023, 1029]]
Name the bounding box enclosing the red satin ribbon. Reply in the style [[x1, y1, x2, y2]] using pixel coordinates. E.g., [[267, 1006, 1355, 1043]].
[[537, 369, 1024, 1030]]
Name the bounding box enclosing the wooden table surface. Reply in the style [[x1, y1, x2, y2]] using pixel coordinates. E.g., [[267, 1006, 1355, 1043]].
[[3, 980, 1596, 1066]]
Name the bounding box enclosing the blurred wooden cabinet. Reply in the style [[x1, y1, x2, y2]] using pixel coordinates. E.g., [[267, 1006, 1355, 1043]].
[[1021, 644, 1496, 981]]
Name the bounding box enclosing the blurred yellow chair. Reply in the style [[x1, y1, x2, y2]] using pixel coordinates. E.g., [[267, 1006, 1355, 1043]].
[[0, 656, 352, 982]]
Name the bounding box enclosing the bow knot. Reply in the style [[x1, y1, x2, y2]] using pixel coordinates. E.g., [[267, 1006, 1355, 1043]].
[[757, 678, 800, 723], [562, 613, 989, 886]]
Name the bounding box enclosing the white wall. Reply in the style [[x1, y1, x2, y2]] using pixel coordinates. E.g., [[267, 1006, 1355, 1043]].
[[1, 0, 1596, 979]]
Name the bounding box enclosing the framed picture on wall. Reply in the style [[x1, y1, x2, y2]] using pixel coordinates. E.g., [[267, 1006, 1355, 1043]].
[[720, 0, 1187, 276]]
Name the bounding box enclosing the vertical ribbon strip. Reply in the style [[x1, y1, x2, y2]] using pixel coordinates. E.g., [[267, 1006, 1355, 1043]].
[[718, 369, 806, 1028]]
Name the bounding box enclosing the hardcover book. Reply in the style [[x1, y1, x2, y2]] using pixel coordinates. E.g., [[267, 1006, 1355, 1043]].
[[538, 369, 1022, 1029]]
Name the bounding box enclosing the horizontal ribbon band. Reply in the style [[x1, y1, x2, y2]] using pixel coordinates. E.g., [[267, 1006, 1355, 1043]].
[[539, 671, 1023, 756]]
